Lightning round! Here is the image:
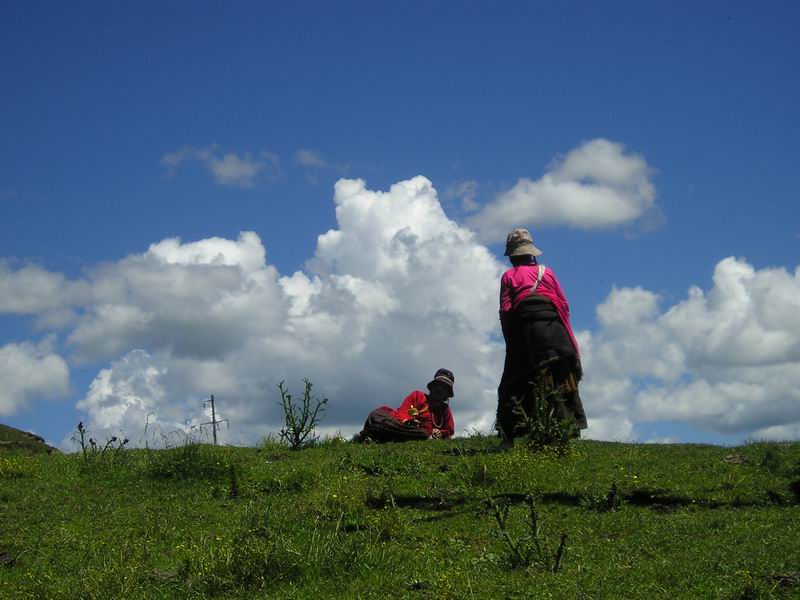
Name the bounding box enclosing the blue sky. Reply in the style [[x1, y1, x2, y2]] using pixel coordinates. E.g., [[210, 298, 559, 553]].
[[2, 1, 799, 448]]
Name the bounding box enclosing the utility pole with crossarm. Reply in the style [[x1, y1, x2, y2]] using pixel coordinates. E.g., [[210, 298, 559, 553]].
[[201, 395, 229, 445]]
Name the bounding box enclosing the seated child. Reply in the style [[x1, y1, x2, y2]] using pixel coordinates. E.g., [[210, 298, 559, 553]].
[[353, 369, 455, 443]]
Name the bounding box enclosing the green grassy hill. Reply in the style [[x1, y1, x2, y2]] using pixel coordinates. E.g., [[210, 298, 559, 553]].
[[1, 436, 799, 599], [0, 423, 58, 453]]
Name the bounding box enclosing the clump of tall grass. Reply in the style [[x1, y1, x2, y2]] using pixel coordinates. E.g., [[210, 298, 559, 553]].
[[143, 434, 231, 481], [258, 466, 317, 495]]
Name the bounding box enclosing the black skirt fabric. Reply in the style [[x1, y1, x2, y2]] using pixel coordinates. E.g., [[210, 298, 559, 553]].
[[359, 408, 429, 443], [498, 295, 587, 436]]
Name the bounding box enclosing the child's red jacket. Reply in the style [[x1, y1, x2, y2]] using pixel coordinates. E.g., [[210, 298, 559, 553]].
[[383, 390, 454, 438]]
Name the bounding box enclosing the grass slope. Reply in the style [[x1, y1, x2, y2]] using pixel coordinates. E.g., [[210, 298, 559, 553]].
[[1, 436, 799, 599], [0, 423, 58, 453]]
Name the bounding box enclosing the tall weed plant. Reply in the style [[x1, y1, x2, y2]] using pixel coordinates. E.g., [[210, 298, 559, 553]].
[[70, 421, 131, 473], [486, 495, 568, 573], [276, 379, 328, 450]]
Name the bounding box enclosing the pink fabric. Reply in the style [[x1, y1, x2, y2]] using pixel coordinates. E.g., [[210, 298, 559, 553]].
[[499, 264, 580, 356], [382, 390, 455, 438]]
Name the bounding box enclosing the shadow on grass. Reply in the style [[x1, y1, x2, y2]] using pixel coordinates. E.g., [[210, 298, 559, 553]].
[[497, 486, 800, 511], [365, 490, 467, 511]]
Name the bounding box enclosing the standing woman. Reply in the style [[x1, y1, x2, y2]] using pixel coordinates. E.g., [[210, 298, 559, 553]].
[[497, 229, 587, 446]]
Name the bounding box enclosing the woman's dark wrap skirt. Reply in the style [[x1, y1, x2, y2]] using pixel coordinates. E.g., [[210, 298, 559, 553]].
[[497, 295, 588, 439]]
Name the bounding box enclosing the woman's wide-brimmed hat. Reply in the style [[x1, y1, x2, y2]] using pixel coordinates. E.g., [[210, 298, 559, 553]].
[[427, 368, 455, 398], [504, 228, 543, 257]]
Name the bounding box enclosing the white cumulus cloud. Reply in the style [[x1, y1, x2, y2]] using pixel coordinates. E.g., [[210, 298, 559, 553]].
[[0, 261, 87, 327], [581, 257, 800, 440], [0, 340, 70, 416], [2, 173, 798, 445], [468, 138, 660, 242], [67, 232, 287, 363], [17, 177, 506, 444]]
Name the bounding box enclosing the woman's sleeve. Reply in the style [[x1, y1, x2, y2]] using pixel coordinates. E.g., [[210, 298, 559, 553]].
[[499, 272, 513, 314], [395, 390, 423, 422], [549, 270, 570, 316], [395, 392, 419, 419]]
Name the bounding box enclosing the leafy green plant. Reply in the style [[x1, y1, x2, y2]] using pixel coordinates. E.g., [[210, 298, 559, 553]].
[[276, 378, 328, 450], [509, 373, 577, 453]]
